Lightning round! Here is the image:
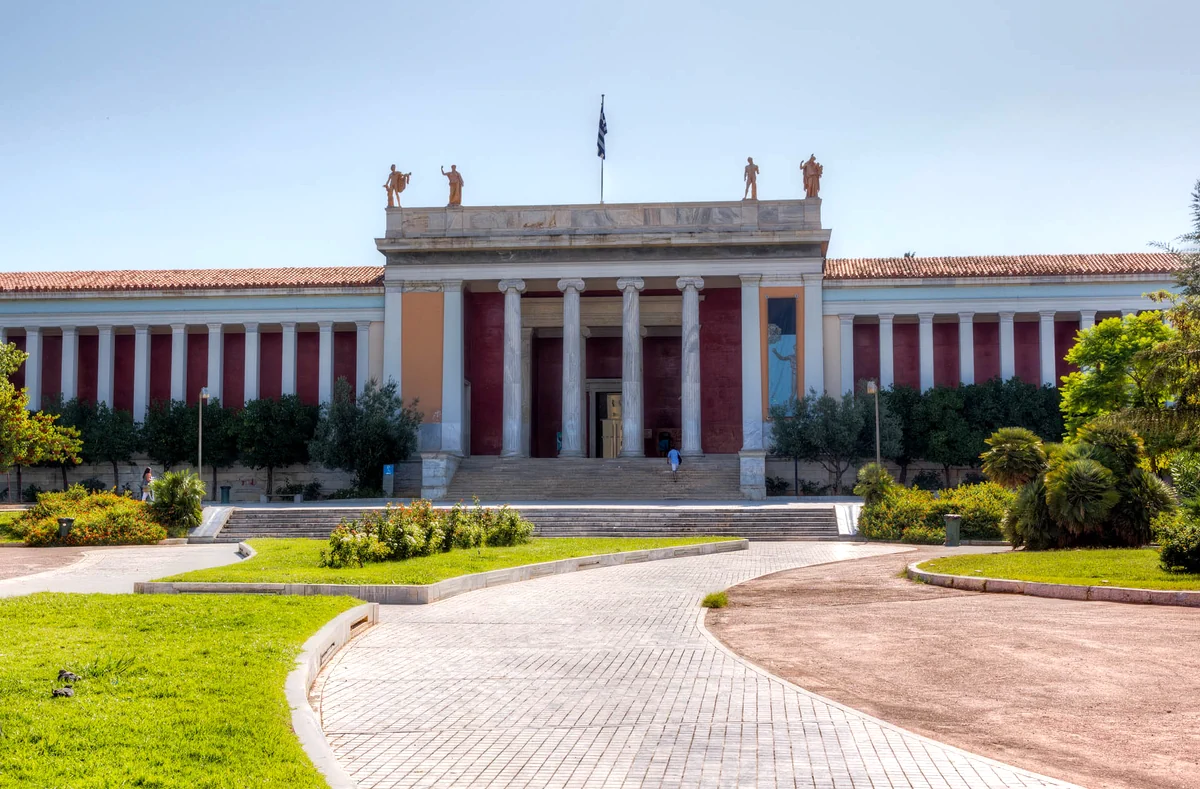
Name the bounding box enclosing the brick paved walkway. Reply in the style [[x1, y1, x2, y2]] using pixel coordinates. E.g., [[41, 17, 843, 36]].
[[318, 543, 1078, 789]]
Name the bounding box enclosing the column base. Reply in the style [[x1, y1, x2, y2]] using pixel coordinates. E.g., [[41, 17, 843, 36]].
[[420, 452, 462, 500], [738, 449, 766, 501], [557, 450, 585, 458]]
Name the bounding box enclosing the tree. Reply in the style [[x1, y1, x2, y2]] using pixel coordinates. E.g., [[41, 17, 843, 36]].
[[81, 402, 141, 488], [192, 398, 240, 496], [1059, 313, 1174, 435], [142, 400, 195, 471], [916, 386, 981, 487], [309, 378, 422, 490], [879, 385, 924, 482], [0, 345, 82, 498], [980, 427, 1047, 488], [237, 394, 319, 493]]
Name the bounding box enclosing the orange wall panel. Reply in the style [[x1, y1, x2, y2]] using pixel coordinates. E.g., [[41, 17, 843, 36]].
[[402, 291, 444, 421]]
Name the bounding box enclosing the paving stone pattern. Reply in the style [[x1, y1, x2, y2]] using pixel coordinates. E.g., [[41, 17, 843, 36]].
[[319, 543, 1076, 789]]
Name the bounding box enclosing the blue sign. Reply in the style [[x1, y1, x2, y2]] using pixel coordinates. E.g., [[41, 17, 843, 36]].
[[383, 464, 395, 475]]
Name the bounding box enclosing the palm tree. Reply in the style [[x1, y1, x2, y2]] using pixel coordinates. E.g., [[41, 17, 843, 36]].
[[980, 427, 1047, 488]]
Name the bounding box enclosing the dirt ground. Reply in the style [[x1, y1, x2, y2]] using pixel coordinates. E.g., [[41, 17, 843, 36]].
[[707, 546, 1200, 789], [0, 546, 87, 580]]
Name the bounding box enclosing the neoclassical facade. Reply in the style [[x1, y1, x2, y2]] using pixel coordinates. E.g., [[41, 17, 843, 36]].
[[0, 198, 1176, 498]]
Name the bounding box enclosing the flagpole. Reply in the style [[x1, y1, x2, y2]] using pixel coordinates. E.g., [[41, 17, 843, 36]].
[[599, 94, 605, 204]]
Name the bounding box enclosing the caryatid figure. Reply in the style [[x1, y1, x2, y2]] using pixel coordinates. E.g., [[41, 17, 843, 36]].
[[801, 154, 823, 199], [383, 165, 412, 208], [441, 165, 464, 207], [743, 157, 759, 200]]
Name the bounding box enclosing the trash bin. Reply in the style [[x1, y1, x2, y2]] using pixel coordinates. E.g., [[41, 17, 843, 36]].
[[943, 513, 962, 547], [57, 517, 74, 539], [220, 485, 232, 504]]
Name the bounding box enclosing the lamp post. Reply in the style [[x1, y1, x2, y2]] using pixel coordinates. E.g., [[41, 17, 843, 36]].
[[198, 387, 209, 500], [866, 379, 881, 468]]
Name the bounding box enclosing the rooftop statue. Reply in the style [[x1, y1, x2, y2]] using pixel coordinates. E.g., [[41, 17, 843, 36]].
[[743, 157, 759, 201], [802, 154, 823, 199], [383, 165, 412, 208], [441, 165, 464, 207]]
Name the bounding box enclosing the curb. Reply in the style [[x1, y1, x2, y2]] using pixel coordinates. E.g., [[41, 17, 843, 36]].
[[134, 539, 749, 603], [908, 562, 1200, 607], [286, 602, 378, 789]]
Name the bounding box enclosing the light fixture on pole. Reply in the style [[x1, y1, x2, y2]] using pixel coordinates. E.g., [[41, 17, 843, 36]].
[[865, 379, 881, 468], [198, 387, 209, 499]]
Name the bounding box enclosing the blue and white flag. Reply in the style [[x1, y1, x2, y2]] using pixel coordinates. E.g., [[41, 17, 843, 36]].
[[596, 96, 607, 159]]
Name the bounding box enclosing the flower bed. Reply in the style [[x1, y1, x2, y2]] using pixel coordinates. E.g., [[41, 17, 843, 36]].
[[12, 486, 166, 546]]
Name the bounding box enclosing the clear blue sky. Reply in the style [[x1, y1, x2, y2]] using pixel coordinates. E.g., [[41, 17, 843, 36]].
[[2, 0, 1197, 272]]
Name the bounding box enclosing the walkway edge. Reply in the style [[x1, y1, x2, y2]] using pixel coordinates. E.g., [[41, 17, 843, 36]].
[[908, 562, 1200, 607], [696, 605, 1084, 789], [134, 539, 749, 604], [286, 602, 379, 789]]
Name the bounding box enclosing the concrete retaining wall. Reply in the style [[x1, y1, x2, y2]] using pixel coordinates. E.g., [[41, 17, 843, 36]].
[[908, 563, 1200, 607]]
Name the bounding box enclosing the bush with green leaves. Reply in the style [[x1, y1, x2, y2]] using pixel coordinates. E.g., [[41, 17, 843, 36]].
[[852, 462, 895, 506], [148, 470, 205, 536], [910, 469, 943, 492], [14, 485, 166, 546], [1168, 450, 1200, 502], [765, 476, 790, 496], [859, 482, 1013, 542], [1153, 509, 1200, 573], [980, 427, 1047, 488]]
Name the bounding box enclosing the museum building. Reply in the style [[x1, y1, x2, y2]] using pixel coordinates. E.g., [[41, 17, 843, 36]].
[[0, 197, 1177, 498]]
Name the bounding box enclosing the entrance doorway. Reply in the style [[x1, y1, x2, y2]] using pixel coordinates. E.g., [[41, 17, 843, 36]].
[[595, 392, 623, 457]]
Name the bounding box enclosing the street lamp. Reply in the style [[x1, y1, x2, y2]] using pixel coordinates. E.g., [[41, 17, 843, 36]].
[[198, 387, 209, 499], [865, 379, 881, 468]]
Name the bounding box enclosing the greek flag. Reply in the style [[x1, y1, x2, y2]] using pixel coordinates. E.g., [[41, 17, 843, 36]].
[[596, 97, 607, 159]]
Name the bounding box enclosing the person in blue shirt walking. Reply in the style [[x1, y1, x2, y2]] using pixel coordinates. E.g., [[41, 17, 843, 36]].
[[667, 447, 682, 482]]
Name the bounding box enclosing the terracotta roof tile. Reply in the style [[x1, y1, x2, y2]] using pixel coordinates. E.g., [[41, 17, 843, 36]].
[[0, 267, 385, 294], [825, 253, 1178, 280]]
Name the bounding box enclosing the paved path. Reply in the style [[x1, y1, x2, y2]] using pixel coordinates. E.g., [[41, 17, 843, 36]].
[[0, 544, 241, 597], [318, 543, 1077, 789]]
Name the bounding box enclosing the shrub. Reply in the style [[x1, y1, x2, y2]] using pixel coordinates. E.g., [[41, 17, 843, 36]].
[[852, 462, 895, 506], [276, 482, 305, 496], [911, 469, 943, 491], [940, 482, 1013, 540], [148, 470, 205, 536], [796, 479, 831, 496], [16, 485, 166, 546], [900, 524, 944, 544], [1168, 450, 1200, 502], [1044, 458, 1119, 534], [78, 477, 107, 494], [860, 482, 1012, 542], [327, 486, 385, 500], [22, 483, 45, 502], [765, 476, 790, 496], [1154, 510, 1200, 573], [303, 481, 322, 501], [701, 591, 728, 608], [980, 427, 1047, 488], [859, 487, 934, 541]]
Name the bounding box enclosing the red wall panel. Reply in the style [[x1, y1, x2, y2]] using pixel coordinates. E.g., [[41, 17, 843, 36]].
[[296, 332, 319, 405], [222, 332, 245, 409], [78, 335, 98, 404], [853, 324, 880, 389], [933, 322, 960, 388], [149, 334, 172, 404], [1014, 322, 1039, 384], [464, 291, 504, 455], [186, 333, 208, 405], [9, 336, 25, 390], [259, 332, 282, 401], [699, 288, 742, 453], [113, 335, 134, 413], [892, 324, 919, 389], [642, 336, 682, 456], [973, 323, 1000, 383], [1055, 320, 1081, 385], [532, 336, 562, 458], [334, 330, 356, 395], [41, 335, 62, 407], [585, 337, 621, 379]]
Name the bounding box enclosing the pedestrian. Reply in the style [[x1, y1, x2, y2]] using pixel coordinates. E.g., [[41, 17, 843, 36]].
[[667, 447, 682, 482], [140, 467, 154, 502]]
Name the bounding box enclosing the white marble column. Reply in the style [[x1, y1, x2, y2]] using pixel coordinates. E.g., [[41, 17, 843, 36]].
[[1039, 310, 1057, 387], [838, 314, 854, 396], [318, 321, 334, 403], [206, 323, 223, 402], [97, 325, 114, 407], [958, 312, 975, 386], [355, 320, 371, 396], [918, 313, 935, 391], [440, 284, 464, 454], [802, 273, 825, 394], [169, 324, 186, 402], [61, 326, 78, 401], [0, 328, 6, 346], [23, 328, 41, 411], [740, 275, 763, 450], [382, 283, 403, 389], [999, 312, 1016, 381], [1080, 310, 1097, 331], [878, 314, 894, 390], [677, 276, 704, 456], [499, 279, 526, 458], [132, 325, 150, 421], [243, 322, 260, 404], [281, 322, 297, 396], [521, 328, 533, 457], [617, 277, 645, 458], [558, 278, 586, 457]]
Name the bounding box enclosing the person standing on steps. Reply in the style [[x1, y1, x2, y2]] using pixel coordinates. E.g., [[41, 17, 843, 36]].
[[667, 447, 682, 483]]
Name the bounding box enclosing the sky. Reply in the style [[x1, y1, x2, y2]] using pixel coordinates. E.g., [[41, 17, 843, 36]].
[[1, 0, 1197, 272]]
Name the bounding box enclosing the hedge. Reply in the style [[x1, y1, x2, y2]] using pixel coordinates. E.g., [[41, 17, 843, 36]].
[[14, 485, 167, 547], [859, 482, 1015, 544]]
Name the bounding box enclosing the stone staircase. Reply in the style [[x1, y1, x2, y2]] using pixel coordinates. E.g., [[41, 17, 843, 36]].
[[444, 455, 743, 501], [214, 504, 840, 542]]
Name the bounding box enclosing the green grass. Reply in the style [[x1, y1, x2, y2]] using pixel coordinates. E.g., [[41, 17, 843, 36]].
[[159, 536, 739, 585], [920, 548, 1200, 590], [0, 593, 358, 788], [0, 511, 22, 543], [701, 591, 728, 608]]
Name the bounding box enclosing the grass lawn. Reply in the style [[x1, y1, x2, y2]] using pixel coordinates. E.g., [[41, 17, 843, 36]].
[[0, 511, 22, 543], [0, 593, 357, 788], [159, 536, 739, 585], [920, 548, 1200, 591]]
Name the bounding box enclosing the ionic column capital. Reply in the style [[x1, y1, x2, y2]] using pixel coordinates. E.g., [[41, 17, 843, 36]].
[[616, 277, 644, 293], [498, 278, 526, 295], [1039, 310, 1057, 320], [738, 274, 761, 287], [170, 322, 186, 333], [355, 320, 372, 331], [442, 279, 463, 293], [676, 276, 705, 292], [838, 313, 855, 326], [557, 278, 586, 294], [206, 322, 222, 332]]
